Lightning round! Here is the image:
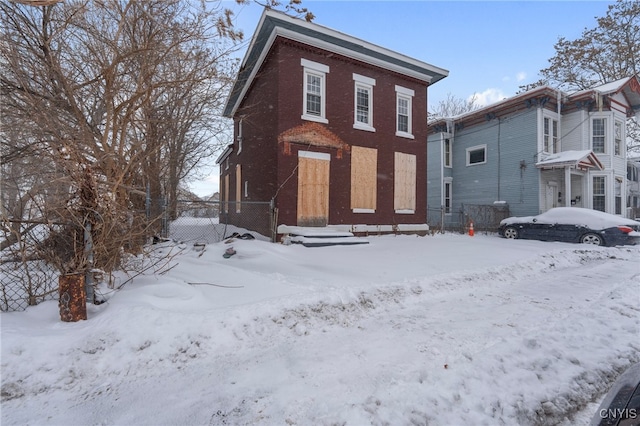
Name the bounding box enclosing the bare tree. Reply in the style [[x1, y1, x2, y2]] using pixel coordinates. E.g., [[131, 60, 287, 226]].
[[520, 0, 640, 152], [428, 92, 480, 122], [540, 0, 639, 92], [239, 0, 314, 21], [0, 1, 243, 275]]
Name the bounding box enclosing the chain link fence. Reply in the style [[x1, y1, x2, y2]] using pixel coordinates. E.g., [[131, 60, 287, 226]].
[[428, 203, 510, 234], [165, 200, 275, 244], [1, 220, 67, 312], [1, 200, 275, 312]]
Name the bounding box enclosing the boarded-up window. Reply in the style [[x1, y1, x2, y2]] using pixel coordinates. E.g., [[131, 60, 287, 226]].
[[394, 152, 416, 212], [235, 164, 241, 213], [224, 174, 229, 213], [350, 146, 377, 212]]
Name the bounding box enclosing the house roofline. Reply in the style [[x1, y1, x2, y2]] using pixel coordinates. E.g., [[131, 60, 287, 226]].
[[215, 144, 233, 165], [429, 75, 640, 134], [428, 86, 561, 132], [565, 74, 640, 117], [224, 9, 449, 118]]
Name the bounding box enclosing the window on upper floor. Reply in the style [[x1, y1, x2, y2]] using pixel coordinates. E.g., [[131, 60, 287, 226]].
[[301, 58, 329, 123], [353, 74, 375, 132], [543, 117, 559, 153], [395, 85, 414, 139], [466, 144, 487, 166], [444, 138, 452, 168], [592, 118, 606, 154], [614, 120, 623, 156]]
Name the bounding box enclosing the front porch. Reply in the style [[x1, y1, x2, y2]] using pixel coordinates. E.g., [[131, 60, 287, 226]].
[[536, 150, 604, 212]]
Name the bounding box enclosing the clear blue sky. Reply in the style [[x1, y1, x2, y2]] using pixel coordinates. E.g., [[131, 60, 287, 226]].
[[193, 0, 615, 196], [225, 0, 616, 107]]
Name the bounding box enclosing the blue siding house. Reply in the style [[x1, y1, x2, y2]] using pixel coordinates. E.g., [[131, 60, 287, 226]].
[[427, 76, 640, 230]]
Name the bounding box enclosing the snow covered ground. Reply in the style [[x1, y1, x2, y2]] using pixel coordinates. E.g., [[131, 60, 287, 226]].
[[1, 232, 639, 425]]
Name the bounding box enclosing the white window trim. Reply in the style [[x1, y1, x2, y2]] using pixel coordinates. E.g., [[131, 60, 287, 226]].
[[614, 176, 623, 215], [353, 73, 375, 132], [466, 144, 487, 166], [353, 208, 375, 214], [542, 115, 559, 154], [591, 174, 607, 211], [301, 58, 329, 124], [443, 178, 453, 215], [395, 85, 414, 139], [443, 137, 452, 168], [298, 150, 330, 161], [614, 120, 624, 157], [590, 116, 607, 154]]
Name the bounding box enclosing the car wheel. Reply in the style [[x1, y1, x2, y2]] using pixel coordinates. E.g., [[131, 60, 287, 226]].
[[503, 227, 519, 239], [581, 233, 603, 246]]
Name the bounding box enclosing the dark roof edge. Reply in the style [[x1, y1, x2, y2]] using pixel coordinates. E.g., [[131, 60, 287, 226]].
[[428, 86, 561, 128], [223, 9, 449, 118]]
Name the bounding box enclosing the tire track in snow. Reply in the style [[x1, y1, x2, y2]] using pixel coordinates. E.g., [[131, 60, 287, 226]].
[[199, 247, 639, 425]]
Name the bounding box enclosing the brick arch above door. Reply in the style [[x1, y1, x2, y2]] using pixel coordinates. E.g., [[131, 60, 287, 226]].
[[278, 122, 350, 159]]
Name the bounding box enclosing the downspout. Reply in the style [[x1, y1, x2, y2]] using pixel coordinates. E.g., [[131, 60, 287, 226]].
[[558, 90, 571, 207], [439, 122, 446, 219], [557, 89, 562, 153], [446, 118, 455, 215], [497, 117, 501, 201]]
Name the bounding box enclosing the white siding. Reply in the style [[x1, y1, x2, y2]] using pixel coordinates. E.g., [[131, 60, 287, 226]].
[[560, 111, 586, 151]]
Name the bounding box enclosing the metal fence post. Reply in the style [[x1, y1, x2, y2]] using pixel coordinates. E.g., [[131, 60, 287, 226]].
[[161, 196, 168, 238], [84, 221, 94, 304]]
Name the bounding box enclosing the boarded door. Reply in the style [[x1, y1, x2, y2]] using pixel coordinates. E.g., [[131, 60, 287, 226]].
[[297, 151, 330, 226]]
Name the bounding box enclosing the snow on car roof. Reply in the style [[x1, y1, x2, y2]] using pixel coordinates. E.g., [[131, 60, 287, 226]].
[[502, 207, 640, 229]]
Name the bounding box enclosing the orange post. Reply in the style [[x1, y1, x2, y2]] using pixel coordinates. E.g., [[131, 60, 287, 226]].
[[469, 221, 475, 237]]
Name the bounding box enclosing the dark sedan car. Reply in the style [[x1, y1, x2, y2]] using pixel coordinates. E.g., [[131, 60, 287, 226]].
[[498, 207, 640, 247], [591, 363, 640, 426]]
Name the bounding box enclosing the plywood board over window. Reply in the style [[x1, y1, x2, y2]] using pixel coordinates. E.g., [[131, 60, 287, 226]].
[[224, 174, 229, 213], [351, 146, 377, 212], [235, 164, 242, 213], [394, 152, 416, 213]]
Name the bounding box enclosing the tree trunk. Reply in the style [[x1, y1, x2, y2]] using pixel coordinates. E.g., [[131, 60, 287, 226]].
[[58, 273, 87, 322]]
